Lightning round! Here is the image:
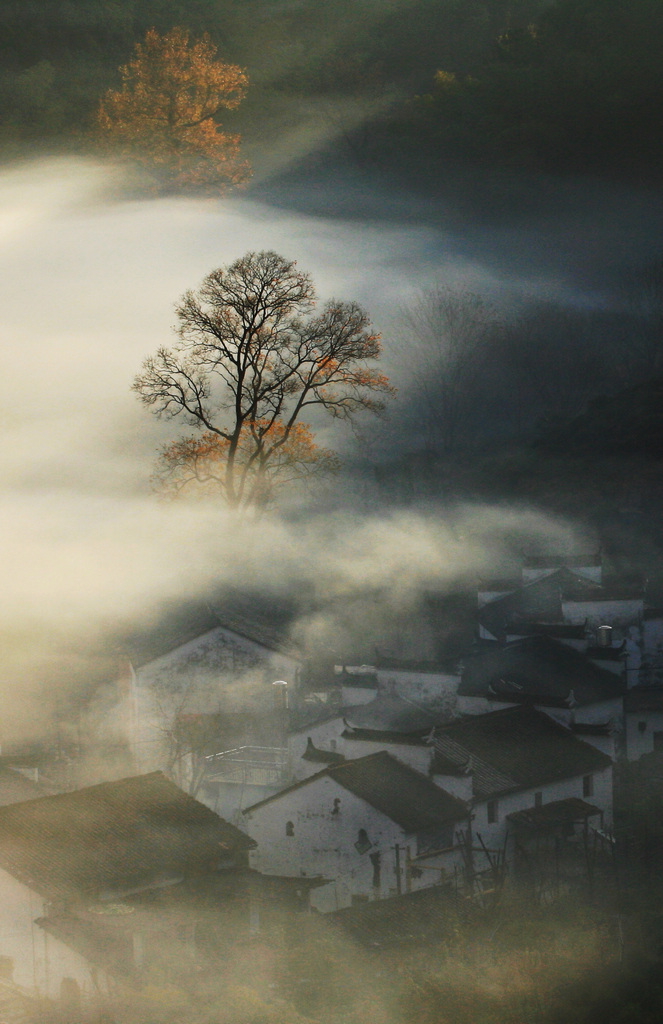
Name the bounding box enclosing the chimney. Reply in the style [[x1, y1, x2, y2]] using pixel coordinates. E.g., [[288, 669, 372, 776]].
[[596, 625, 613, 648]]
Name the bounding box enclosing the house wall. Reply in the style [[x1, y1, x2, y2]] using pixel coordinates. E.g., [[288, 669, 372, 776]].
[[244, 775, 409, 911], [431, 772, 473, 802], [457, 696, 514, 716], [543, 699, 624, 728], [470, 766, 613, 856], [0, 871, 106, 1002], [288, 718, 346, 780], [562, 600, 643, 632], [127, 628, 300, 776], [625, 710, 663, 760], [197, 778, 284, 825], [340, 736, 434, 775], [375, 670, 460, 705], [339, 684, 378, 706]]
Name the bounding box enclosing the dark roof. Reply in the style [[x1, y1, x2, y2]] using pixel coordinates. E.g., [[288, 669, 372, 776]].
[[433, 707, 612, 800], [507, 797, 602, 830], [244, 752, 468, 833], [116, 589, 303, 669], [343, 696, 450, 735], [209, 590, 302, 659], [301, 738, 346, 764], [624, 686, 663, 713], [117, 601, 223, 668], [459, 635, 625, 708], [0, 772, 255, 901], [478, 568, 644, 641]]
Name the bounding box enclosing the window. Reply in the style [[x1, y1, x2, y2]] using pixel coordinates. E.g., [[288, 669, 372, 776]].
[[487, 800, 498, 824], [354, 828, 372, 854], [330, 739, 337, 750], [285, 821, 294, 836], [583, 775, 593, 799], [639, 721, 647, 734], [534, 792, 543, 809], [331, 798, 341, 816]]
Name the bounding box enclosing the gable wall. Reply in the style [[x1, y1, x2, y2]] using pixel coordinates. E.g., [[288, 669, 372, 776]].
[[128, 627, 300, 775], [375, 669, 460, 704], [244, 775, 408, 911], [340, 736, 434, 775]]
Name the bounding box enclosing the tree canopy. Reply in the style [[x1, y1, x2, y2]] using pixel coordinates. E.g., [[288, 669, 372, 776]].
[[133, 250, 394, 512], [96, 26, 249, 190]]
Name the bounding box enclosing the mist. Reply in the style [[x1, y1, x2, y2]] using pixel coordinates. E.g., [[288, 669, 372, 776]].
[[0, 154, 616, 741]]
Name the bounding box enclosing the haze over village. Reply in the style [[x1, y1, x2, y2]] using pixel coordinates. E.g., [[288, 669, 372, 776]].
[[3, 2, 663, 1023]]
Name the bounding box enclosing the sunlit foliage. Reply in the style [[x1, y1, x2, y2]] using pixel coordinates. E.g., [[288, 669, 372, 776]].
[[96, 27, 249, 190]]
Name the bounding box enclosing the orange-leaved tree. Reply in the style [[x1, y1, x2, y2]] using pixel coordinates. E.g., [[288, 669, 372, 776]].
[[133, 251, 394, 513], [96, 27, 249, 191]]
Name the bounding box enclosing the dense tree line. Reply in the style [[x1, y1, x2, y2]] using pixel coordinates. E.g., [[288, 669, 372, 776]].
[[393, 0, 663, 180], [3, 0, 663, 184]]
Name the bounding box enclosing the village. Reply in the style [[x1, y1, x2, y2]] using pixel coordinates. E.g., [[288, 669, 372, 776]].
[[0, 548, 662, 1021]]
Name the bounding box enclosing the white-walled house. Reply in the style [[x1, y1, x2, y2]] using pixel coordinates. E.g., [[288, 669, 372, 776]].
[[88, 600, 302, 782], [287, 709, 348, 781], [0, 772, 254, 1011], [243, 752, 470, 912], [374, 658, 461, 706], [432, 707, 614, 872], [458, 635, 626, 734]]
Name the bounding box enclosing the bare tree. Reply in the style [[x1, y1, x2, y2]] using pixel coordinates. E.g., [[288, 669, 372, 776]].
[[134, 250, 394, 512]]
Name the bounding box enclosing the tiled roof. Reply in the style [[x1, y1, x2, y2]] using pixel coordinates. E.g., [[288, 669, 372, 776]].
[[433, 707, 611, 799], [0, 772, 254, 901], [328, 753, 468, 832], [459, 635, 625, 708], [343, 696, 450, 734], [244, 752, 468, 833], [507, 797, 602, 830], [209, 590, 302, 659], [478, 568, 644, 641], [119, 601, 223, 668], [116, 591, 302, 670]]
